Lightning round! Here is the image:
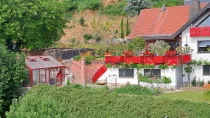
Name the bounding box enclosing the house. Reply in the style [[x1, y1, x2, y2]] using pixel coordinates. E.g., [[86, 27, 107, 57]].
[[93, 0, 210, 89], [24, 56, 69, 87]]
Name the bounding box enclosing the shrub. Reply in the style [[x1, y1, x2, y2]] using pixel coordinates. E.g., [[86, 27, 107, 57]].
[[83, 34, 93, 41], [73, 55, 81, 60], [199, 80, 204, 87], [99, 2, 126, 16], [79, 16, 85, 26], [162, 76, 172, 84], [204, 90, 210, 100], [7, 85, 210, 118], [114, 84, 155, 95], [93, 33, 102, 43], [192, 78, 196, 87], [77, 0, 102, 11], [85, 55, 95, 64]]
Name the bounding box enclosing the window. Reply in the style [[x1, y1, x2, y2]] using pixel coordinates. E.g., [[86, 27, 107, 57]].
[[144, 69, 161, 78], [203, 65, 210, 75], [198, 41, 210, 53], [198, 16, 210, 27], [119, 69, 134, 78]]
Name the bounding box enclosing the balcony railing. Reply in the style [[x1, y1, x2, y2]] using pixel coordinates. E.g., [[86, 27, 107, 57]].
[[190, 27, 210, 37], [105, 54, 191, 65]]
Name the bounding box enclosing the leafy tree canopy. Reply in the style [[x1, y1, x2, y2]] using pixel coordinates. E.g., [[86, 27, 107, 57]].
[[125, 0, 152, 16], [0, 44, 27, 117], [0, 0, 66, 51]]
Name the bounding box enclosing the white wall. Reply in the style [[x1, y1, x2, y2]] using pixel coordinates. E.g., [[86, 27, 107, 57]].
[[182, 26, 210, 83], [98, 68, 138, 85], [97, 67, 177, 89]]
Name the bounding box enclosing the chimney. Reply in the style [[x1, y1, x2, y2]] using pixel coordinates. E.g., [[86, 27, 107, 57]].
[[189, 0, 201, 19]]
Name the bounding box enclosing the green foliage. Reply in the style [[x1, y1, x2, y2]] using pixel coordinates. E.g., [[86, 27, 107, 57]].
[[203, 60, 210, 66], [0, 44, 26, 117], [114, 84, 155, 95], [203, 90, 210, 100], [171, 64, 177, 69], [144, 64, 155, 68], [85, 55, 95, 64], [158, 64, 169, 70], [64, 0, 78, 12], [6, 85, 210, 118], [92, 33, 102, 43], [105, 63, 112, 68], [148, 40, 170, 56], [152, 0, 184, 8], [138, 74, 153, 83], [120, 19, 124, 38], [126, 18, 130, 36], [176, 46, 193, 54], [185, 65, 192, 73], [83, 34, 93, 41], [192, 78, 196, 87], [99, 1, 126, 16], [162, 76, 172, 84], [77, 0, 102, 11], [0, 0, 66, 50], [127, 37, 145, 55], [125, 0, 152, 16], [79, 16, 85, 26], [73, 55, 81, 61]]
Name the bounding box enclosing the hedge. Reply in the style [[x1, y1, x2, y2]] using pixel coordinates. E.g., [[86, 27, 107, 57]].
[[6, 85, 210, 118]]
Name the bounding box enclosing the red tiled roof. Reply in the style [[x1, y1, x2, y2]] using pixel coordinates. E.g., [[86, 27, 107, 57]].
[[128, 4, 206, 39]]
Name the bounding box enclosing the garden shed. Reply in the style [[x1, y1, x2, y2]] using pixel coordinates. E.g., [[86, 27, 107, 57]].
[[25, 56, 69, 87]]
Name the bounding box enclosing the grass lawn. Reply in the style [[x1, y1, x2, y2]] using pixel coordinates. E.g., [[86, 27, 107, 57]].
[[159, 91, 210, 103]]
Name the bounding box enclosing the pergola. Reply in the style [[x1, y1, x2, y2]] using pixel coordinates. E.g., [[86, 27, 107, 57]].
[[25, 56, 69, 87]]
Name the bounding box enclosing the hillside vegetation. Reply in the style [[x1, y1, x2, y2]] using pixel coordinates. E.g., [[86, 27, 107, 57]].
[[58, 0, 184, 49], [6, 85, 210, 118]]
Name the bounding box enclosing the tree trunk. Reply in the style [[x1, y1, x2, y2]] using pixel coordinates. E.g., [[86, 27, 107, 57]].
[[188, 73, 190, 86]]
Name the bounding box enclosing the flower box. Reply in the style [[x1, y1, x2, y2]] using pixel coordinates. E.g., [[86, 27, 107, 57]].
[[165, 55, 182, 65], [133, 56, 144, 64], [124, 56, 133, 64], [112, 56, 124, 64], [153, 56, 165, 64], [144, 56, 154, 64], [182, 54, 191, 64], [105, 56, 112, 63]]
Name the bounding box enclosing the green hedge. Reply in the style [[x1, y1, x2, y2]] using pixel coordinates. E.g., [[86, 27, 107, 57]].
[[114, 84, 157, 95], [6, 85, 210, 118]]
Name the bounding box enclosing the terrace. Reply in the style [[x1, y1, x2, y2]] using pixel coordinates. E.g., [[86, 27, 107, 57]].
[[105, 50, 192, 66]]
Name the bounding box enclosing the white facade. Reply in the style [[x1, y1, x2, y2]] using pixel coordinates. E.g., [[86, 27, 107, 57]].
[[182, 21, 210, 83], [97, 67, 181, 89]]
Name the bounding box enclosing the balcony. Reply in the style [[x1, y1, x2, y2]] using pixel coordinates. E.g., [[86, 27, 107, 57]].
[[190, 27, 210, 37], [105, 54, 191, 65]]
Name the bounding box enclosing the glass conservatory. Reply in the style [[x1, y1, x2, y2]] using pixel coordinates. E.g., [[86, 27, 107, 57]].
[[25, 56, 69, 87]]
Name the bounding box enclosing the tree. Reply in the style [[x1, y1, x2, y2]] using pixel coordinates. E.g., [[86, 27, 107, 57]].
[[0, 0, 66, 51], [125, 0, 152, 16], [126, 18, 130, 36], [185, 64, 193, 86], [127, 37, 145, 55], [120, 19, 124, 38], [0, 44, 27, 117]]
